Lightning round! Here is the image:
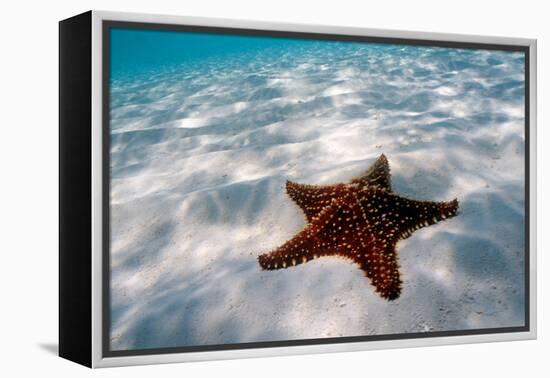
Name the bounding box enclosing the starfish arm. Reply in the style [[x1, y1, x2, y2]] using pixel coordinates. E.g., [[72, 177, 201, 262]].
[[258, 215, 325, 270], [285, 180, 344, 223], [353, 243, 402, 300], [359, 188, 459, 241], [394, 197, 459, 240], [258, 196, 358, 270], [350, 154, 392, 191], [286, 155, 391, 223]]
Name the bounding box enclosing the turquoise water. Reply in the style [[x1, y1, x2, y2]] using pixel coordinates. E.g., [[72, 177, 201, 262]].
[[110, 28, 525, 82], [111, 28, 321, 79]]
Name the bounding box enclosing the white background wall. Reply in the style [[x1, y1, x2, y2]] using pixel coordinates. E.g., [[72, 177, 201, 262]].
[[0, 0, 546, 376]]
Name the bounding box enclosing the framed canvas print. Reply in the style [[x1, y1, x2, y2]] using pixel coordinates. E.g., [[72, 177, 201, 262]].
[[59, 10, 537, 368]]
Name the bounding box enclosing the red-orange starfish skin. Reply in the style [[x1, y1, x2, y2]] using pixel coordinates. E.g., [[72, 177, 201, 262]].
[[258, 154, 459, 300]]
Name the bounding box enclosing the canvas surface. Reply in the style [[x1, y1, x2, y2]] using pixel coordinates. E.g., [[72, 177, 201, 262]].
[[107, 27, 526, 351]]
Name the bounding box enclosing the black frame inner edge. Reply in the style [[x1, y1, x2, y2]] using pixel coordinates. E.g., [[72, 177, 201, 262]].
[[101, 19, 531, 358]]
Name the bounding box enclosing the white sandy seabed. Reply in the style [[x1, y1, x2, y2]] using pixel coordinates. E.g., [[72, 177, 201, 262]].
[[108, 42, 526, 350]]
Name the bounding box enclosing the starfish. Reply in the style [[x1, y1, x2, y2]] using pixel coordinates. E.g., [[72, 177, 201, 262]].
[[257, 154, 459, 300]]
